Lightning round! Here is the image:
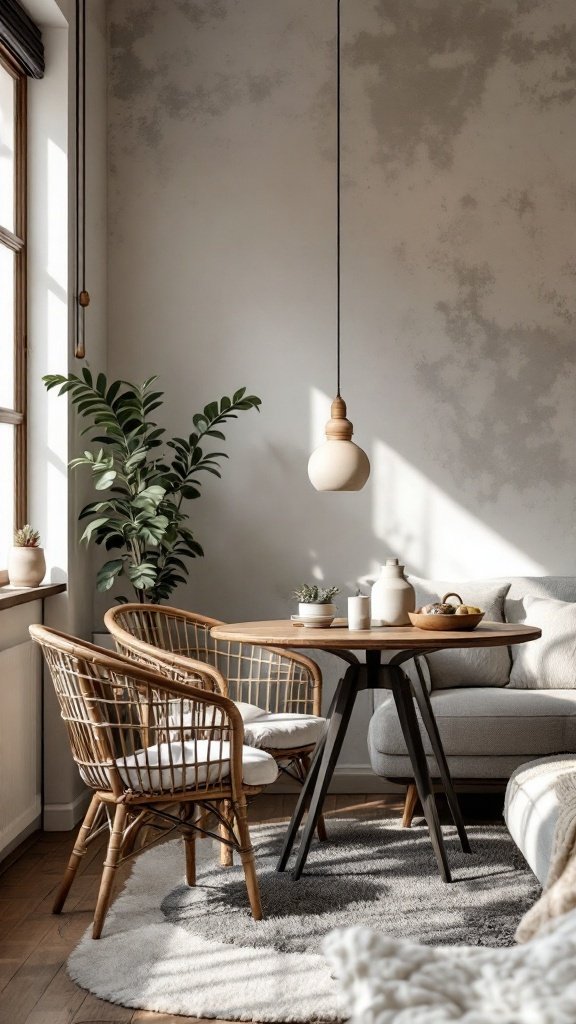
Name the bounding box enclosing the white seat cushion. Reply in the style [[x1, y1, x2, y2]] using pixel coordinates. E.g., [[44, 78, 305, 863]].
[[166, 701, 323, 752], [235, 701, 270, 723], [243, 712, 327, 750], [115, 739, 278, 793], [505, 755, 576, 884]]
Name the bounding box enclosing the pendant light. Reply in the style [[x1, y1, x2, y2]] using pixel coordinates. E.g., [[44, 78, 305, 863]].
[[308, 0, 370, 492]]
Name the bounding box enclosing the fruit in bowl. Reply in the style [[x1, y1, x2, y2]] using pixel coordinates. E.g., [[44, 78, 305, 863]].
[[421, 602, 456, 615], [409, 592, 485, 631]]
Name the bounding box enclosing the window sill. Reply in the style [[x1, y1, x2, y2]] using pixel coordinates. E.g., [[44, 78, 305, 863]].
[[0, 583, 66, 611]]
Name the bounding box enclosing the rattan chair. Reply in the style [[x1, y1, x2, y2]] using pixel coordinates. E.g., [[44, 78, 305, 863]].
[[104, 603, 328, 858], [30, 624, 278, 938]]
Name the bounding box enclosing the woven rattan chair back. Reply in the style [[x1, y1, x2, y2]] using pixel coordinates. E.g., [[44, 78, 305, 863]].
[[29, 624, 264, 934], [105, 603, 322, 716]]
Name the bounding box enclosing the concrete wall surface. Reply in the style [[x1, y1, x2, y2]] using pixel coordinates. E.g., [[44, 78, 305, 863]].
[[104, 1, 576, 784]]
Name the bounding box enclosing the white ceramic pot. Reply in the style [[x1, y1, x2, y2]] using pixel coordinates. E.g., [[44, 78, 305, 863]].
[[8, 546, 47, 588], [371, 558, 415, 626], [298, 602, 336, 620]]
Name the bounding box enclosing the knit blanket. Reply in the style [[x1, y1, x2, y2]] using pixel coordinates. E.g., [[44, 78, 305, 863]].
[[516, 770, 576, 942]]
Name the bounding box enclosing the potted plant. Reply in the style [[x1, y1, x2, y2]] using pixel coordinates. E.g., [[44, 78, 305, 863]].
[[293, 584, 340, 622], [43, 369, 261, 603], [8, 525, 46, 588]]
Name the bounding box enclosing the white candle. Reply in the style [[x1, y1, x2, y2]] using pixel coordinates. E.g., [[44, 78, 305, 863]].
[[348, 595, 371, 630]]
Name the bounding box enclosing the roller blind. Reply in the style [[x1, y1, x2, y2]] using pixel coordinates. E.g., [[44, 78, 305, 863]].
[[0, 0, 44, 78]]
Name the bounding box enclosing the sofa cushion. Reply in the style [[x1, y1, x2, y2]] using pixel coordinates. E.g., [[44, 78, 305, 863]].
[[509, 596, 576, 689], [369, 687, 576, 758], [368, 750, 545, 780], [505, 576, 576, 625], [505, 755, 576, 885], [410, 577, 511, 688]]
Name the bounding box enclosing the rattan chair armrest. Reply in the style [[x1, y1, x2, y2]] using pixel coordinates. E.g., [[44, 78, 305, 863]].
[[115, 662, 242, 725], [122, 640, 228, 696], [29, 623, 241, 725]]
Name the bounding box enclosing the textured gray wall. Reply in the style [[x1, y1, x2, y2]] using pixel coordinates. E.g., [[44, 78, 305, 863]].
[[106, 0, 576, 609]]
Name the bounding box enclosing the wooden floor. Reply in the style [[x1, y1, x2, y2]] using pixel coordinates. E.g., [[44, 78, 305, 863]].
[[0, 791, 503, 1024]]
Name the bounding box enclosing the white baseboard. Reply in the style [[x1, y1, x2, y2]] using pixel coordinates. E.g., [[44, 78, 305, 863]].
[[271, 764, 404, 795], [43, 788, 91, 832], [0, 800, 42, 862]]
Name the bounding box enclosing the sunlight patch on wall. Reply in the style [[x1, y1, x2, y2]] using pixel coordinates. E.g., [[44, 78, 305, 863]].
[[46, 138, 67, 287], [371, 439, 546, 579], [310, 386, 331, 451]]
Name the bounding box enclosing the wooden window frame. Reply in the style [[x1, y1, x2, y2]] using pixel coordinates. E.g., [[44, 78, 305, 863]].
[[0, 43, 27, 585]]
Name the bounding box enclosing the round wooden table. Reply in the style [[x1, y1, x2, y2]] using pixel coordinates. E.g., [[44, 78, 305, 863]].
[[211, 620, 541, 882]]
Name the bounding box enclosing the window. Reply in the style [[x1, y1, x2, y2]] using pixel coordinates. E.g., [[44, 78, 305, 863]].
[[0, 44, 26, 584]]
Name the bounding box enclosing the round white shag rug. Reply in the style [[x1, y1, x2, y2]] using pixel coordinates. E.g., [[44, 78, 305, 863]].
[[68, 818, 539, 1022]]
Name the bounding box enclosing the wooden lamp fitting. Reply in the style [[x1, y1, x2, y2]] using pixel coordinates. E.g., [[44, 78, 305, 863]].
[[325, 395, 354, 441]]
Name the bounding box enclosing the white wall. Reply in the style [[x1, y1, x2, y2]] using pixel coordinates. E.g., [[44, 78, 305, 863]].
[[104, 0, 576, 786], [18, 0, 108, 829]]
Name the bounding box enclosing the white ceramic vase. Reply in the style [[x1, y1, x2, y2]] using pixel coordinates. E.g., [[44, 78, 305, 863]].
[[8, 546, 46, 588], [371, 558, 415, 626]]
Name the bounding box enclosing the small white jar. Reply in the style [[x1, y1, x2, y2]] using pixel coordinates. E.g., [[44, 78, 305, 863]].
[[348, 595, 371, 630]]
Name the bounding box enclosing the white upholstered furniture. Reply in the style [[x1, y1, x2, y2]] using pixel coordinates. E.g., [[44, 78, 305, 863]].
[[505, 755, 576, 885], [369, 577, 576, 805]]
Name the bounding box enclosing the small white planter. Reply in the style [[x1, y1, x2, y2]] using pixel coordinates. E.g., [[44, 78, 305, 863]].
[[298, 602, 336, 621], [8, 546, 46, 588]]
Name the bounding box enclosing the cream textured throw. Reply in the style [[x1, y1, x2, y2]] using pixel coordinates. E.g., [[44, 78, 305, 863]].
[[516, 770, 576, 942]]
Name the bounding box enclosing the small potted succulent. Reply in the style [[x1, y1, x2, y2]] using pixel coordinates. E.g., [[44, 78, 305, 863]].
[[293, 583, 340, 623], [8, 525, 46, 588]]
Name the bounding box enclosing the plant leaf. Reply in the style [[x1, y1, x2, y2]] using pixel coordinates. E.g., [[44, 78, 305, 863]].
[[96, 559, 124, 591]]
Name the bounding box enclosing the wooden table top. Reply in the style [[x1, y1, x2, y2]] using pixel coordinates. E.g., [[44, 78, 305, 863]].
[[211, 619, 541, 651]]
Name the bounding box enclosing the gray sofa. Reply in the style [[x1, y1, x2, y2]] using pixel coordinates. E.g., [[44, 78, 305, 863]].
[[368, 576, 576, 802]]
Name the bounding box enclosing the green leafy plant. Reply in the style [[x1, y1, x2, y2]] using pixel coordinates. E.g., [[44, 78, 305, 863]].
[[43, 369, 261, 603], [14, 524, 41, 547], [292, 584, 340, 604]]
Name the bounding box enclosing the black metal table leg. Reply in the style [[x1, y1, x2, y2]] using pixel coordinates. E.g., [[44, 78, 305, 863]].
[[276, 726, 327, 872], [276, 672, 343, 872], [291, 663, 360, 880], [390, 667, 452, 882], [410, 657, 471, 853]]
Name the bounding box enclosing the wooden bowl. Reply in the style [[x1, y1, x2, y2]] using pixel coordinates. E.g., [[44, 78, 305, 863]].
[[408, 610, 485, 631]]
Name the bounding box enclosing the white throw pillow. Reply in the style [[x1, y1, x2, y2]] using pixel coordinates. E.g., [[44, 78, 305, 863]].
[[508, 596, 576, 689], [410, 577, 511, 688]]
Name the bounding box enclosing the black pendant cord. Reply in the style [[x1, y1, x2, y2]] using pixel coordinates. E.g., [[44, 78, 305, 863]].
[[74, 0, 89, 359], [336, 0, 341, 398]]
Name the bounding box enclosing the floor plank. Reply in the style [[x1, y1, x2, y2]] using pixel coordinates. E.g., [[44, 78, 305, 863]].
[[0, 791, 504, 1024]]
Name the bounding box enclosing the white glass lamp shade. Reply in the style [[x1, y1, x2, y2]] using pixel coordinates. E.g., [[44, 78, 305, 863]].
[[308, 395, 370, 492]]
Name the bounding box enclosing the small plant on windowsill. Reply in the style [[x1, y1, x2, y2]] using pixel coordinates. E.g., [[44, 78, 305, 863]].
[[43, 369, 261, 604], [9, 525, 46, 588]]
